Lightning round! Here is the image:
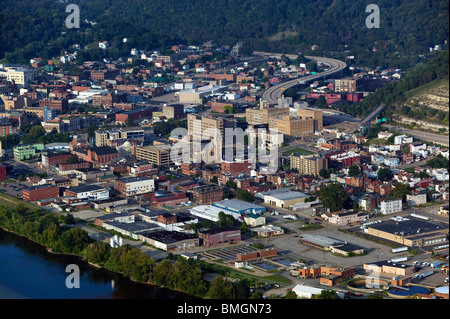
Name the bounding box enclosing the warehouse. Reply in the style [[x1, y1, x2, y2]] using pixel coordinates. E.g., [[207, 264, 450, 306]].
[[177, 84, 227, 103], [140, 230, 199, 251], [365, 217, 448, 248], [257, 188, 308, 208], [188, 205, 241, 222], [213, 199, 267, 215]]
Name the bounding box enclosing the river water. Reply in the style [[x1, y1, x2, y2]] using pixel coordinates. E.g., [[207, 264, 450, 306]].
[[0, 228, 193, 299]]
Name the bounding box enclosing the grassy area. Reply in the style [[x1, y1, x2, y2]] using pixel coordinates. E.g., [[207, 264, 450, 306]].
[[282, 147, 315, 156], [404, 78, 449, 99], [0, 192, 41, 213], [204, 260, 292, 286]]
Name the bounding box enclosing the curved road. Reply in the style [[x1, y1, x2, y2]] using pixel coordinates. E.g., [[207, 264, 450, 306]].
[[261, 56, 347, 105]]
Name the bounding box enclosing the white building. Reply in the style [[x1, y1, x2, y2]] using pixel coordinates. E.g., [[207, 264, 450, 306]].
[[0, 67, 35, 86], [257, 188, 308, 209], [116, 177, 155, 196], [65, 185, 109, 200], [394, 135, 413, 145], [292, 285, 344, 299], [188, 205, 241, 222], [380, 199, 403, 215], [406, 193, 427, 207]]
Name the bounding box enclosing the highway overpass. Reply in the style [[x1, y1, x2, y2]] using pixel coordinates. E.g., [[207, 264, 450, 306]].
[[260, 55, 347, 105], [359, 104, 385, 124]]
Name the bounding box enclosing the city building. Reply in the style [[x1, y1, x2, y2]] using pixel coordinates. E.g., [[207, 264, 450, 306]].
[[64, 185, 109, 200], [334, 78, 361, 93], [135, 144, 172, 167], [187, 113, 236, 142], [213, 199, 267, 215], [245, 106, 289, 125], [380, 199, 403, 215], [192, 185, 223, 204], [290, 153, 327, 177], [114, 176, 155, 196], [268, 115, 315, 138], [95, 127, 145, 147], [365, 217, 448, 247], [13, 144, 45, 161], [178, 85, 227, 103], [0, 67, 35, 86], [22, 185, 60, 202], [198, 227, 241, 246], [162, 104, 184, 119], [85, 146, 120, 166], [406, 193, 427, 207], [296, 108, 324, 132], [140, 230, 199, 251], [0, 120, 13, 137], [257, 188, 309, 208]]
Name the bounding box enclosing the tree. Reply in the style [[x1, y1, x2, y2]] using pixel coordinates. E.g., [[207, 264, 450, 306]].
[[226, 180, 237, 189], [284, 290, 298, 299], [236, 189, 255, 203], [390, 182, 411, 203], [207, 276, 234, 299], [318, 183, 347, 212], [312, 289, 340, 299], [377, 168, 393, 181], [217, 211, 235, 228], [64, 213, 76, 225], [348, 165, 361, 177], [319, 168, 331, 178]]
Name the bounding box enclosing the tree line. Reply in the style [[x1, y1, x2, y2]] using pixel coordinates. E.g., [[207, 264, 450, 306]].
[[1, 0, 448, 70], [0, 204, 268, 299]]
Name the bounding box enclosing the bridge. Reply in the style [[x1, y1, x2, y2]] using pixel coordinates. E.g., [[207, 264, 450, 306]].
[[260, 55, 347, 105], [359, 104, 385, 124]]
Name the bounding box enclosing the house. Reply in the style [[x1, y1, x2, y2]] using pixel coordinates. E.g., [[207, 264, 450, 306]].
[[394, 135, 413, 145], [321, 210, 369, 225], [406, 193, 427, 207], [377, 131, 393, 140]]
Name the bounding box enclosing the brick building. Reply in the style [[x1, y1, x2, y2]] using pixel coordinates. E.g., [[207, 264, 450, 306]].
[[41, 153, 74, 168], [192, 185, 223, 204], [22, 185, 60, 201], [221, 160, 252, 175], [0, 165, 6, 181], [38, 98, 69, 112], [198, 228, 241, 247], [115, 107, 156, 125], [85, 146, 119, 166]]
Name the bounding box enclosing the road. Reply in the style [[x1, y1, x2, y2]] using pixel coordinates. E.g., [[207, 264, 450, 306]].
[[384, 124, 449, 147], [261, 56, 347, 105]]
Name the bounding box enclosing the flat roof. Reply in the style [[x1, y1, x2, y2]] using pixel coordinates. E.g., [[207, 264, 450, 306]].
[[213, 199, 266, 212], [66, 184, 107, 193], [141, 230, 196, 244], [368, 218, 446, 236], [104, 220, 160, 232], [300, 234, 345, 247]]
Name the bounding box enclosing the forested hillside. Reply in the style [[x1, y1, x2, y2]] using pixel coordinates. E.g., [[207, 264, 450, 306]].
[[1, 0, 448, 69], [331, 50, 449, 122]]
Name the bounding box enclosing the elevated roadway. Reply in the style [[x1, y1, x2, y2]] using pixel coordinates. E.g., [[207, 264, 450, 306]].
[[261, 56, 347, 105]]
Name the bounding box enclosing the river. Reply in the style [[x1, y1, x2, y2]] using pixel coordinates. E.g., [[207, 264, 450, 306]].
[[0, 228, 194, 299]]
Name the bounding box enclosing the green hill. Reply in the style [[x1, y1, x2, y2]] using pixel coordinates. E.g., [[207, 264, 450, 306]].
[[1, 0, 448, 69], [395, 78, 449, 132]]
